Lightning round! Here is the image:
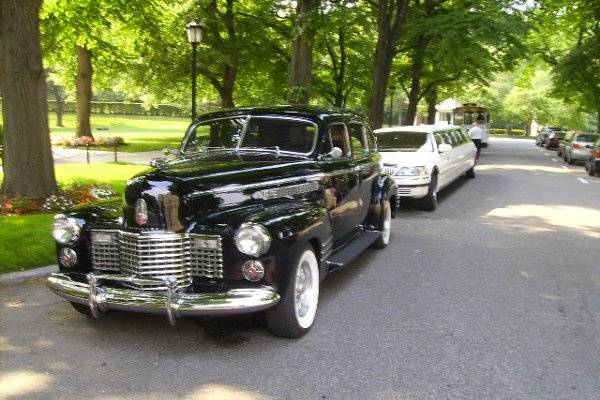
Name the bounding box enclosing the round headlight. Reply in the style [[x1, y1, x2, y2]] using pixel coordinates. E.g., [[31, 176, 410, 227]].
[[235, 223, 271, 257], [52, 214, 80, 244]]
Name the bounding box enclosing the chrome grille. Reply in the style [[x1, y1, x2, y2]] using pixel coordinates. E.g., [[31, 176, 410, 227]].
[[382, 165, 397, 175], [91, 230, 120, 272], [91, 230, 224, 291]]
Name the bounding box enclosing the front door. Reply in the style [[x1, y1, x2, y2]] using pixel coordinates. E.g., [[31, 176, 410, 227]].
[[348, 121, 378, 226], [318, 123, 361, 246]]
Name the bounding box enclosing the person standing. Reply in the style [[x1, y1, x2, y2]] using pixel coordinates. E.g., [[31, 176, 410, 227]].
[[469, 118, 486, 160]]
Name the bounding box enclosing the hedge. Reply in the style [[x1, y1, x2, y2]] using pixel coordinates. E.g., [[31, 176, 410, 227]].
[[489, 128, 527, 136], [47, 100, 188, 117]]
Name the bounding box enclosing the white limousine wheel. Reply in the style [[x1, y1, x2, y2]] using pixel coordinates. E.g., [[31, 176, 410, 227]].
[[420, 173, 438, 211], [372, 200, 392, 249], [266, 247, 319, 338]]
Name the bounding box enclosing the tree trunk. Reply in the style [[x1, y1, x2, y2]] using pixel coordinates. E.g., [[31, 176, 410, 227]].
[[597, 110, 600, 133], [56, 98, 64, 127], [367, 0, 409, 129], [220, 65, 237, 108], [287, 0, 320, 104], [426, 88, 437, 124], [76, 45, 93, 138], [0, 0, 56, 198], [402, 38, 427, 125]]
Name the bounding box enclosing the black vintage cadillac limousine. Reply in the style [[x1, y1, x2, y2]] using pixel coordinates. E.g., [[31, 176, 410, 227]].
[[47, 106, 398, 337]]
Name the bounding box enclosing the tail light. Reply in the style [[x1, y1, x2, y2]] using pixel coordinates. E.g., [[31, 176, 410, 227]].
[[573, 143, 583, 149], [594, 149, 600, 158]]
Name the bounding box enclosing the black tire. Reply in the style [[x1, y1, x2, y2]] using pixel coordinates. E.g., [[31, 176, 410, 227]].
[[563, 154, 567, 162], [587, 160, 596, 177], [371, 200, 392, 249], [568, 155, 574, 165], [70, 301, 94, 316], [420, 173, 438, 211], [466, 166, 476, 179], [266, 247, 319, 338], [557, 149, 562, 157]]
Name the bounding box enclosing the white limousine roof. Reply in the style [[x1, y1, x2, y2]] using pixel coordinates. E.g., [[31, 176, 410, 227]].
[[375, 125, 461, 134]]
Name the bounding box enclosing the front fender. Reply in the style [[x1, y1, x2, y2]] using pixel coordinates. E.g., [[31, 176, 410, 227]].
[[365, 174, 398, 228]]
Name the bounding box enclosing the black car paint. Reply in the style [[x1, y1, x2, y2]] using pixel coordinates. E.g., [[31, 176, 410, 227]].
[[55, 107, 397, 296]]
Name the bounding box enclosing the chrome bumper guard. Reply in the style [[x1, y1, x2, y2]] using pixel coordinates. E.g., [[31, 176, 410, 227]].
[[47, 273, 280, 325]]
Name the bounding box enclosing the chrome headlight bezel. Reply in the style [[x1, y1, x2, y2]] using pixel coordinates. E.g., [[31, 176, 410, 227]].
[[234, 223, 272, 257], [52, 214, 81, 245], [396, 166, 428, 176]]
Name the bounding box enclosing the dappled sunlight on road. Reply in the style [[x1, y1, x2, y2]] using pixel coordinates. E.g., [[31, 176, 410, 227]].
[[482, 204, 600, 238], [477, 164, 581, 174], [0, 370, 54, 400], [186, 384, 270, 400]]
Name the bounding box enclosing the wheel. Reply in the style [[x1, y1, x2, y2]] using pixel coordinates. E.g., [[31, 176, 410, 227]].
[[557, 149, 562, 157], [420, 173, 438, 211], [587, 161, 596, 177], [371, 200, 392, 249], [567, 154, 574, 165], [266, 247, 319, 338], [466, 166, 476, 179]]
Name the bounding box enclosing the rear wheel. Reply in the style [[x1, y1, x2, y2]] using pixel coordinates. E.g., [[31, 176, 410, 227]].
[[372, 200, 392, 249], [420, 173, 438, 211], [567, 154, 575, 165], [466, 166, 476, 179], [266, 247, 319, 338], [587, 160, 596, 176]]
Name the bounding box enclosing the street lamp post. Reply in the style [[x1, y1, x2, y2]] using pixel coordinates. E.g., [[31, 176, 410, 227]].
[[186, 21, 203, 121], [388, 84, 396, 127]]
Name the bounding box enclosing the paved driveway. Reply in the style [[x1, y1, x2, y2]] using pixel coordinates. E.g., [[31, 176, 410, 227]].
[[1, 138, 599, 400]]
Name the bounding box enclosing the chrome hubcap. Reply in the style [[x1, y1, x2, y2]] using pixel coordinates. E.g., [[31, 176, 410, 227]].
[[295, 260, 313, 319]]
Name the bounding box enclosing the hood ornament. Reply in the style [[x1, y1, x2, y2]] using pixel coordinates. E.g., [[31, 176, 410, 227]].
[[135, 199, 148, 225]]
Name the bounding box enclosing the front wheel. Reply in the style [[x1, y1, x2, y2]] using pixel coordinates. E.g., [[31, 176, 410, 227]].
[[420, 174, 438, 211], [587, 160, 596, 177], [371, 200, 392, 249], [266, 247, 320, 338], [567, 154, 575, 165]]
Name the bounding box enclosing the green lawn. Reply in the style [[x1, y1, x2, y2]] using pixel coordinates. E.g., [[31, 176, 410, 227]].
[[0, 162, 148, 273], [0, 214, 55, 273], [50, 113, 189, 152]]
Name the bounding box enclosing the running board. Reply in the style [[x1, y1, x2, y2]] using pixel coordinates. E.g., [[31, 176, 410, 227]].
[[326, 230, 381, 272]]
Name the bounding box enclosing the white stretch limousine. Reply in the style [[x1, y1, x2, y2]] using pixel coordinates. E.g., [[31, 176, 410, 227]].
[[375, 125, 477, 211]]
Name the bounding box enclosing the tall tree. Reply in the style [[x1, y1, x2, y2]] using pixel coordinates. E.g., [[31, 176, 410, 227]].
[[367, 0, 410, 128], [0, 0, 56, 198], [288, 0, 321, 104]]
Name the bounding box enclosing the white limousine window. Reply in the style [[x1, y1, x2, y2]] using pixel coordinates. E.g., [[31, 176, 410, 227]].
[[377, 132, 434, 152]]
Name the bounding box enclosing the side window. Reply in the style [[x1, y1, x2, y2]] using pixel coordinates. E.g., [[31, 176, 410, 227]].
[[434, 134, 443, 146], [327, 123, 351, 157], [440, 132, 452, 145], [447, 131, 459, 146], [457, 130, 469, 144], [348, 122, 369, 157]]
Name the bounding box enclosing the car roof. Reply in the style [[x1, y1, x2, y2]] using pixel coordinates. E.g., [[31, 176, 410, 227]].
[[375, 124, 461, 134], [195, 105, 365, 124]]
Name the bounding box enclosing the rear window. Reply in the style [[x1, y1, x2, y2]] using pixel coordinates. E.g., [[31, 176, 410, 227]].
[[377, 132, 433, 152], [576, 135, 599, 142]]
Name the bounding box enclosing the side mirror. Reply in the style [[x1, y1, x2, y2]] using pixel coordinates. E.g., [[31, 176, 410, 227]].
[[438, 143, 453, 153], [320, 147, 343, 160]]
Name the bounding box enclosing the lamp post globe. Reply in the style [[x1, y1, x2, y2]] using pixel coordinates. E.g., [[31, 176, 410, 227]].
[[186, 21, 203, 121]]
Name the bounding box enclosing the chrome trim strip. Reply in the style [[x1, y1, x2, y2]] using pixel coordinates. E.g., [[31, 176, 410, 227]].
[[47, 273, 281, 323]]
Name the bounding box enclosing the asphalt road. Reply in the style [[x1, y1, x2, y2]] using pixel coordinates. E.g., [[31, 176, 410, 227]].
[[1, 138, 599, 400]]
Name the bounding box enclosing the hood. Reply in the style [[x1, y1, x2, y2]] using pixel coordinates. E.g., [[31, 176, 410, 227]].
[[379, 151, 436, 167], [123, 151, 319, 231]]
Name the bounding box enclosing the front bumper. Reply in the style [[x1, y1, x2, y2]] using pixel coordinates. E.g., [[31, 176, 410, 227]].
[[47, 272, 280, 325], [392, 176, 430, 198]]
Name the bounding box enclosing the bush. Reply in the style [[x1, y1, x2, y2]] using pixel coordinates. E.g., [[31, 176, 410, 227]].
[[489, 128, 527, 136], [96, 136, 125, 147], [59, 136, 125, 148], [0, 196, 41, 215]]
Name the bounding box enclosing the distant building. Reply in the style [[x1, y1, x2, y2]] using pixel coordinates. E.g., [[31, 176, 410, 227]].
[[434, 98, 462, 125]]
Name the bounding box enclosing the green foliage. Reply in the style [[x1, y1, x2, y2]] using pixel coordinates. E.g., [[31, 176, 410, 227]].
[[47, 100, 187, 117], [0, 214, 55, 273]]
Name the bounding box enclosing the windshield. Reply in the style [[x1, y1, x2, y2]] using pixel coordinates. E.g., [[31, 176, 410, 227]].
[[576, 134, 599, 142], [182, 116, 318, 155], [376, 132, 433, 152]]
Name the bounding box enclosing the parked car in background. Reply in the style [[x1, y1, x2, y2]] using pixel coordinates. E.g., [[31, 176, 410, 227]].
[[46, 106, 398, 338], [585, 137, 600, 177], [536, 127, 563, 147], [375, 125, 476, 211], [557, 131, 574, 157], [563, 133, 599, 165], [545, 131, 567, 150]]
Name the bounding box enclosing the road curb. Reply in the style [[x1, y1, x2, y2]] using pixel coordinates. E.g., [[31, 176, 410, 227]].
[[0, 265, 58, 285]]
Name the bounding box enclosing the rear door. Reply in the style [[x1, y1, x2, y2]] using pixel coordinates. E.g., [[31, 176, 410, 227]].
[[347, 121, 378, 226], [318, 122, 361, 246], [436, 131, 454, 188]]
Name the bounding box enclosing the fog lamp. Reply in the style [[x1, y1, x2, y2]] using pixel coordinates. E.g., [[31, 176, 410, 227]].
[[59, 248, 78, 268], [242, 260, 265, 282], [52, 214, 80, 244]]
